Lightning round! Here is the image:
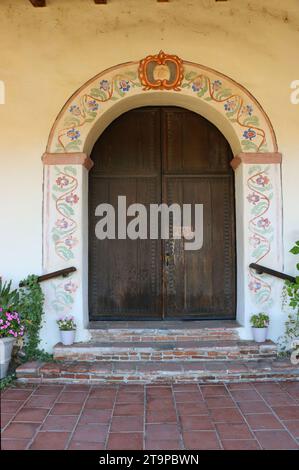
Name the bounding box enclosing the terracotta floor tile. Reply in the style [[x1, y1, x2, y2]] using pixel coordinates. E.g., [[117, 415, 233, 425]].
[[2, 389, 32, 401], [183, 430, 221, 450], [14, 408, 48, 423], [116, 392, 144, 404], [72, 424, 108, 443], [272, 406, 299, 420], [51, 403, 82, 415], [282, 420, 299, 440], [173, 384, 200, 392], [110, 416, 143, 432], [1, 413, 14, 429], [1, 400, 23, 414], [68, 440, 105, 450], [32, 385, 63, 396], [254, 430, 299, 450], [246, 413, 284, 430], [107, 432, 143, 450], [113, 403, 144, 416], [176, 402, 208, 416], [146, 410, 178, 424], [180, 415, 215, 431], [230, 389, 261, 401], [78, 409, 112, 425], [146, 423, 180, 440], [84, 397, 115, 410], [254, 383, 283, 393], [221, 439, 260, 450], [1, 439, 30, 450], [145, 439, 182, 450], [210, 408, 245, 423], [29, 431, 70, 450], [237, 401, 271, 414], [201, 385, 228, 397], [89, 389, 117, 399], [41, 415, 78, 431], [174, 391, 203, 402], [25, 395, 57, 409], [227, 383, 255, 390], [64, 384, 91, 392], [216, 423, 253, 440], [1, 422, 40, 439], [58, 391, 89, 403], [262, 392, 296, 406], [205, 397, 235, 408]]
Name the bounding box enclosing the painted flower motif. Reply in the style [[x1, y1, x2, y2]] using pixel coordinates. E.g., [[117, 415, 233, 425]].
[[249, 234, 261, 248], [243, 128, 256, 140], [257, 217, 271, 229], [247, 193, 260, 205], [192, 79, 202, 92], [55, 218, 69, 229], [65, 193, 79, 205], [69, 105, 81, 116], [224, 99, 237, 112], [255, 175, 270, 187], [242, 104, 253, 116], [64, 281, 78, 293], [87, 99, 99, 112], [56, 176, 69, 188], [249, 280, 262, 292], [64, 236, 78, 249], [118, 80, 130, 93], [67, 128, 80, 141], [99, 79, 110, 91], [212, 80, 222, 91]]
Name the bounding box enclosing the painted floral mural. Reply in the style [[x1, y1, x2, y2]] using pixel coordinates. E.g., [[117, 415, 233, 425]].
[[49, 55, 276, 154], [51, 166, 79, 261], [247, 165, 274, 306]]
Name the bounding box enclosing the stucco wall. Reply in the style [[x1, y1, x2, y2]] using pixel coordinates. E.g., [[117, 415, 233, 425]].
[[0, 0, 298, 345]]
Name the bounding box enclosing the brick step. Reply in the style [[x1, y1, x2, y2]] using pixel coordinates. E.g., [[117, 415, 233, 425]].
[[16, 358, 299, 385], [53, 340, 277, 362], [89, 320, 240, 342]]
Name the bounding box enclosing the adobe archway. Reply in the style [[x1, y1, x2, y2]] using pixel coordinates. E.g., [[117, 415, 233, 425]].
[[41, 52, 283, 350]]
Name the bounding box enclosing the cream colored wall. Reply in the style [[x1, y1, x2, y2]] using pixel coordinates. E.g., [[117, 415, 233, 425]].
[[0, 0, 298, 294]]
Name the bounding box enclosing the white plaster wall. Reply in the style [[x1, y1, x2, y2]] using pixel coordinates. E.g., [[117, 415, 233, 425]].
[[0, 0, 298, 349]]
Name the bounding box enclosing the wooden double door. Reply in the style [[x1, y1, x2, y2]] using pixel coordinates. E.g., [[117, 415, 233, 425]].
[[89, 107, 236, 320]]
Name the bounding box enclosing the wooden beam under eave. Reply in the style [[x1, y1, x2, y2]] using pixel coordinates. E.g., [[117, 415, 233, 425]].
[[157, 1, 169, 2], [29, 0, 46, 6], [94, 0, 107, 4]]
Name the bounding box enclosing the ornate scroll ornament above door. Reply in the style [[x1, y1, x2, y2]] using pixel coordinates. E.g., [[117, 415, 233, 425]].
[[46, 51, 277, 155]]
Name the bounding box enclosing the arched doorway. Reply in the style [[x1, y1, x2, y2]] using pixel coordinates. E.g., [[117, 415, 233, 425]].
[[41, 52, 282, 349], [88, 106, 236, 321]]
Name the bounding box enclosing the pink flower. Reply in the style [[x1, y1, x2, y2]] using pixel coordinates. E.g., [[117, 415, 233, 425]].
[[257, 217, 271, 229], [247, 193, 260, 205], [56, 176, 69, 188], [249, 280, 262, 292], [65, 193, 79, 205], [256, 175, 269, 187], [64, 281, 78, 293], [55, 218, 69, 229]]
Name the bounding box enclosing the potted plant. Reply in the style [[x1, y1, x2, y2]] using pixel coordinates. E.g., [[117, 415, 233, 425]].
[[250, 313, 270, 343], [0, 279, 24, 378], [57, 315, 76, 345]]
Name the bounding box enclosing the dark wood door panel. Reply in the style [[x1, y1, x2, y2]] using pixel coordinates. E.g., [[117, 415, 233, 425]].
[[161, 107, 232, 175], [164, 176, 236, 319], [89, 176, 162, 319]]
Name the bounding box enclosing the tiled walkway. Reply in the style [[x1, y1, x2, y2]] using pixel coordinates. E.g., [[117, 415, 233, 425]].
[[1, 381, 298, 450]]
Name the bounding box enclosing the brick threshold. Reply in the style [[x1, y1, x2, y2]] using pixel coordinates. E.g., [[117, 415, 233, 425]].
[[16, 358, 299, 385]]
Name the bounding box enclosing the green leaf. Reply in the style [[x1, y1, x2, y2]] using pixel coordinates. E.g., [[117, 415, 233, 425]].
[[185, 71, 198, 81]]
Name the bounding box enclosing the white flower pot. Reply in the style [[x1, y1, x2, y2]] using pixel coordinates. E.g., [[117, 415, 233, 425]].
[[0, 337, 15, 379], [60, 330, 76, 346], [252, 327, 268, 343]]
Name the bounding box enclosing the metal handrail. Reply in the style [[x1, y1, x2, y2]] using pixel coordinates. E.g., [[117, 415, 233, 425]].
[[19, 267, 76, 287], [249, 263, 296, 283]]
